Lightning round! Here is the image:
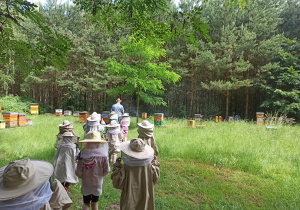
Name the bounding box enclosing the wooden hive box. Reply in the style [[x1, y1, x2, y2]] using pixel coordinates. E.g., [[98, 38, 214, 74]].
[[102, 111, 110, 124], [18, 113, 26, 121], [5, 121, 18, 128], [79, 111, 89, 123], [142, 112, 147, 119], [2, 112, 18, 122], [30, 103, 39, 115], [18, 120, 26, 126], [26, 119, 32, 126], [256, 112, 264, 119], [64, 110, 72, 116], [257, 118, 264, 125], [154, 113, 164, 126], [194, 114, 203, 121], [73, 111, 80, 117], [55, 109, 63, 116], [0, 120, 6, 129]]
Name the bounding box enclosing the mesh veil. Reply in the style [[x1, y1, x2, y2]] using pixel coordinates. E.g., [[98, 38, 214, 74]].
[[81, 143, 109, 159], [0, 181, 53, 210], [121, 152, 153, 167]]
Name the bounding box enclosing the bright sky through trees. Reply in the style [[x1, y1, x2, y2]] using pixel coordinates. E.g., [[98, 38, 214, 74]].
[[28, 0, 180, 6]]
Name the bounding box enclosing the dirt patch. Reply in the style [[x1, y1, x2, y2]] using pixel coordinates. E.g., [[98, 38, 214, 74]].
[[0, 152, 6, 159], [107, 204, 120, 210], [248, 195, 264, 207]]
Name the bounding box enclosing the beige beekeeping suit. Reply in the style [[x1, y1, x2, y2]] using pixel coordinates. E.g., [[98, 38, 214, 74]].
[[111, 159, 160, 210]]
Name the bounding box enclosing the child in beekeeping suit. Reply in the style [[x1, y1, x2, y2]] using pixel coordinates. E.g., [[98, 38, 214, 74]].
[[111, 138, 160, 210], [120, 113, 130, 142], [137, 120, 159, 156], [54, 120, 80, 148], [76, 131, 110, 210], [83, 114, 105, 136], [53, 132, 79, 192], [103, 120, 124, 163]]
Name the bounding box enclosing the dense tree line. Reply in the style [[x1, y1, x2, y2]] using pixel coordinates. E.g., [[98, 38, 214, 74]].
[[1, 0, 300, 120]]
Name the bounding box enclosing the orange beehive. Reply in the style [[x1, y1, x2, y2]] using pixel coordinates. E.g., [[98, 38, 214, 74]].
[[154, 114, 164, 121], [18, 120, 26, 126], [102, 111, 110, 124], [256, 112, 264, 118], [18, 113, 26, 121], [55, 109, 63, 116], [142, 112, 147, 119], [2, 112, 18, 122], [79, 112, 89, 123], [154, 113, 164, 126], [215, 116, 222, 122]]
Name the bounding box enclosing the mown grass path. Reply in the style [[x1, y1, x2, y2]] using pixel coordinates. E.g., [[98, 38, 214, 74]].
[[0, 115, 299, 209]]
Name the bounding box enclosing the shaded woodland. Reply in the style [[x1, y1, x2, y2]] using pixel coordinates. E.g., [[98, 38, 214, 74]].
[[1, 0, 300, 120]]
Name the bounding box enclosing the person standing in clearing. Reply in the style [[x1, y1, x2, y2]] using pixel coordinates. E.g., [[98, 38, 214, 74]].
[[75, 131, 110, 210], [111, 138, 160, 210], [111, 98, 124, 117]]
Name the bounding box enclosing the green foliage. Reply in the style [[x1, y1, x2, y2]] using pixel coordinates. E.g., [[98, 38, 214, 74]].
[[106, 37, 180, 107], [0, 95, 52, 114], [259, 39, 300, 116], [0, 0, 72, 81], [0, 95, 30, 113]]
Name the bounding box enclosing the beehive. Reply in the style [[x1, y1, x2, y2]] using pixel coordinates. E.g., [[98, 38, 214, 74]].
[[2, 112, 18, 122], [5, 121, 18, 128], [256, 112, 264, 125], [55, 109, 63, 116], [30, 103, 39, 115], [257, 117, 264, 125], [64, 110, 72, 116], [73, 111, 80, 117], [26, 119, 32, 126], [194, 114, 203, 121], [142, 112, 147, 119], [18, 113, 26, 126], [79, 111, 89, 123], [102, 111, 110, 124], [0, 120, 6, 129], [215, 116, 222, 122], [154, 113, 164, 126], [188, 120, 195, 128]]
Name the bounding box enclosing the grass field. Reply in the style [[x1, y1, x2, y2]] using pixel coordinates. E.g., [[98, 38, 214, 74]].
[[0, 115, 300, 209]]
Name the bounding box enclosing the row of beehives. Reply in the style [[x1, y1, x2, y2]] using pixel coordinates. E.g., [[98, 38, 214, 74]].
[[0, 112, 32, 129], [53, 110, 165, 126]]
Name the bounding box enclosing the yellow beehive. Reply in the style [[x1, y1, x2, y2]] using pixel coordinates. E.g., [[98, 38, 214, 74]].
[[30, 103, 39, 114]]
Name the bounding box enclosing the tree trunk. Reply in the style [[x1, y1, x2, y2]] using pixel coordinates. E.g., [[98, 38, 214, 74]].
[[136, 88, 140, 124], [245, 69, 250, 119], [225, 90, 229, 120], [190, 65, 194, 118]]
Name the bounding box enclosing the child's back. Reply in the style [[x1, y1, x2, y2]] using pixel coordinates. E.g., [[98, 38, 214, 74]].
[[75, 132, 110, 210]]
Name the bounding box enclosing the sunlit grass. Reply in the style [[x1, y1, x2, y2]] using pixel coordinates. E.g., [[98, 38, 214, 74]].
[[0, 115, 300, 209]]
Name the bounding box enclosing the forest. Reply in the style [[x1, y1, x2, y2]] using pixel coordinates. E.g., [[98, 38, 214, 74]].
[[1, 0, 300, 121]]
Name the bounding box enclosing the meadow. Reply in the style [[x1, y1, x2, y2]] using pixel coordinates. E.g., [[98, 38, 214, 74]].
[[0, 115, 300, 209]]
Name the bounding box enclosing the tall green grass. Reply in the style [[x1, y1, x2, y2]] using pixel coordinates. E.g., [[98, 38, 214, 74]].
[[0, 116, 299, 209]]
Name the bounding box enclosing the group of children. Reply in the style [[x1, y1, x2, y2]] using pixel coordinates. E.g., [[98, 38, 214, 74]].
[[52, 112, 160, 210]]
